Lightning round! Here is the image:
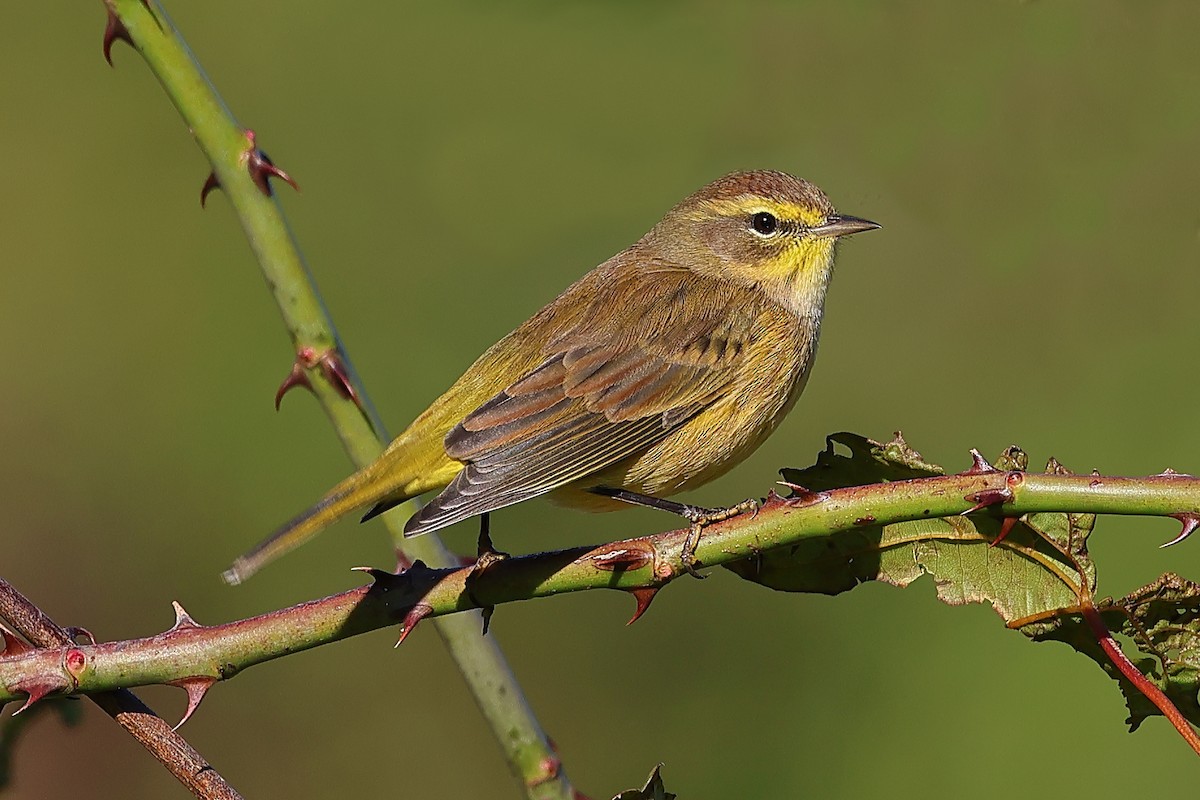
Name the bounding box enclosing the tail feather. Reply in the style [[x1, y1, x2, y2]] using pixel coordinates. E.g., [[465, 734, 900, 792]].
[[223, 462, 414, 586]]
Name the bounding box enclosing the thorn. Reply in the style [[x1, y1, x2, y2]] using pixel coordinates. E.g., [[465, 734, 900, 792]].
[[1156, 468, 1194, 477], [395, 603, 432, 647], [625, 587, 660, 625], [1, 626, 34, 657], [777, 480, 823, 505], [591, 547, 652, 572], [170, 601, 201, 631], [961, 487, 1014, 515], [351, 565, 395, 583], [169, 676, 217, 730], [990, 516, 1019, 548], [12, 679, 64, 715], [242, 130, 299, 197], [1044, 456, 1070, 475], [200, 171, 221, 207], [961, 449, 999, 475], [102, 6, 133, 66], [316, 349, 358, 405], [63, 626, 96, 646], [480, 605, 494, 636], [1162, 513, 1200, 548], [274, 360, 314, 410], [762, 488, 786, 508], [274, 347, 360, 412]]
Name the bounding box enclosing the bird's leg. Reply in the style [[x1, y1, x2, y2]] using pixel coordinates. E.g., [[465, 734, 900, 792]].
[[464, 513, 507, 634], [470, 511, 509, 570], [589, 486, 759, 578]]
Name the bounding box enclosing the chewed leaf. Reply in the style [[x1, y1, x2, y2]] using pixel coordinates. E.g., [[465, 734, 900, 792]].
[[1029, 573, 1200, 730], [735, 433, 1200, 737], [778, 431, 943, 494], [727, 513, 1084, 622], [733, 438, 1088, 624]]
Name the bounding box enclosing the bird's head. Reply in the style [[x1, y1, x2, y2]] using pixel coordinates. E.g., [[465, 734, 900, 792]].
[[645, 170, 879, 315]]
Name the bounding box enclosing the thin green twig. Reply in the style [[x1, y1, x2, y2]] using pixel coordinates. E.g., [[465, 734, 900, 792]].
[[102, 1, 570, 796]]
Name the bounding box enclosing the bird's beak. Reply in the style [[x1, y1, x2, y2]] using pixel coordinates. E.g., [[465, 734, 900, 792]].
[[809, 214, 881, 239]]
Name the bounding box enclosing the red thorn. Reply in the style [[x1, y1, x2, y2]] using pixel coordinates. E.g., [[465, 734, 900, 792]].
[[102, 6, 134, 66], [1, 626, 34, 657], [170, 601, 201, 631], [626, 587, 660, 625], [961, 486, 1013, 515], [200, 171, 221, 207], [777, 480, 824, 506], [242, 129, 299, 197], [395, 603, 433, 647], [169, 676, 217, 730], [317, 350, 358, 405], [1162, 513, 1200, 548], [989, 516, 1019, 548], [394, 549, 415, 572], [274, 361, 314, 410], [591, 547, 652, 573], [12, 679, 65, 715], [961, 449, 999, 475], [275, 348, 359, 412]]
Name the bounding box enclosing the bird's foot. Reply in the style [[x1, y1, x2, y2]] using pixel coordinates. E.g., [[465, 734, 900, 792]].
[[678, 498, 759, 578], [465, 513, 507, 633]]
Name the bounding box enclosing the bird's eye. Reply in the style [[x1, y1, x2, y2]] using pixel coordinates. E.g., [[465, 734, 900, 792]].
[[750, 212, 778, 236]]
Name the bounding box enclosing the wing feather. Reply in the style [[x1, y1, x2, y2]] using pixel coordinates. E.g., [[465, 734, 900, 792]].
[[404, 272, 767, 536]]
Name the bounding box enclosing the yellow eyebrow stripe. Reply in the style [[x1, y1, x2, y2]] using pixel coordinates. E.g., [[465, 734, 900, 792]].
[[700, 197, 827, 227]]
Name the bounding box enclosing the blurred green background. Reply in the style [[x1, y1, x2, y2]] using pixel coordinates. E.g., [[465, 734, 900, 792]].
[[4, 1, 1200, 797]]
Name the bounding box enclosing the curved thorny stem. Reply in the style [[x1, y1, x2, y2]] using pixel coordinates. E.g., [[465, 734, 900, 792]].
[[4, 459, 1200, 747]]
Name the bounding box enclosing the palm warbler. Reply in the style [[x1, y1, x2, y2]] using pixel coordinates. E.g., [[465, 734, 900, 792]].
[[225, 170, 878, 584]]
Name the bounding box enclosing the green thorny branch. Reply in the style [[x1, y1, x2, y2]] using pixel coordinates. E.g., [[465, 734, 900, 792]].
[[4, 433, 1200, 757], [94, 0, 569, 797], [4, 4, 1191, 799]]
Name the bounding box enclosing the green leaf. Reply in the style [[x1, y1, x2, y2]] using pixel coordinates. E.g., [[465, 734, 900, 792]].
[[1031, 573, 1200, 730], [729, 434, 1089, 624], [728, 431, 1200, 733]]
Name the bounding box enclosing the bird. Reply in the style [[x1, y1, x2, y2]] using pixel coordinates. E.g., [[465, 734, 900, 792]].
[[223, 170, 879, 585]]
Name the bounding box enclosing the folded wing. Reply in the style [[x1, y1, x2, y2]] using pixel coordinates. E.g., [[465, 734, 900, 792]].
[[403, 272, 759, 535]]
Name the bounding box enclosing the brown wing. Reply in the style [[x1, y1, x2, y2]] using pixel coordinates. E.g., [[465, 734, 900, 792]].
[[403, 271, 761, 536]]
